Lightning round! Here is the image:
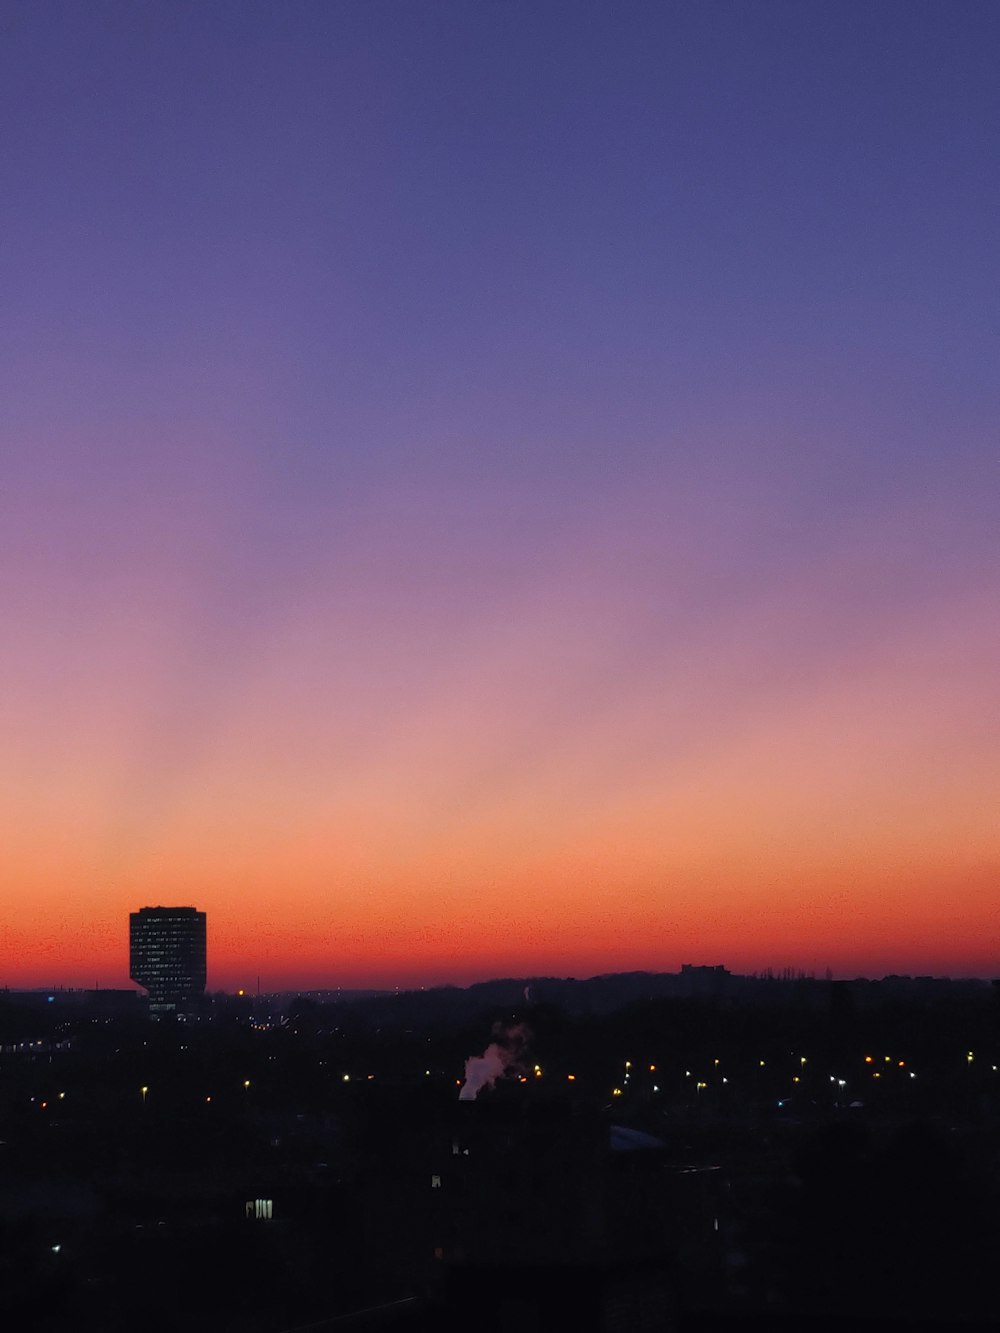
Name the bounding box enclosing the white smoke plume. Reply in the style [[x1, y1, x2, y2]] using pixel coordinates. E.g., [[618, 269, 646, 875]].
[[458, 1022, 530, 1101]]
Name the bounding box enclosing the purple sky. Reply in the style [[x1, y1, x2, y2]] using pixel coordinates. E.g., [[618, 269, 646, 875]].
[[2, 2, 997, 987]]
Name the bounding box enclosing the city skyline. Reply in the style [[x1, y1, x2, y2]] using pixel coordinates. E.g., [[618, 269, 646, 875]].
[[5, 946, 998, 998], [4, 918, 997, 997], [2, 3, 997, 992]]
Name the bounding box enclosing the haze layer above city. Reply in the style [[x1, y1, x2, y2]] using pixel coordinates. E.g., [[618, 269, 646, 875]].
[[3, 2, 997, 992]]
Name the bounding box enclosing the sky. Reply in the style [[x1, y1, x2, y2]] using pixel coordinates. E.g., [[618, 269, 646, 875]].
[[1, 0, 997, 991]]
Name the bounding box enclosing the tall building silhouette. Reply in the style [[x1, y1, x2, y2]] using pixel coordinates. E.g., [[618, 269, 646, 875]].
[[129, 906, 206, 1018]]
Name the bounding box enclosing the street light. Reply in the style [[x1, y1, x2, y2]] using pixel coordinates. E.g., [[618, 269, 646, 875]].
[[140, 1086, 149, 1105]]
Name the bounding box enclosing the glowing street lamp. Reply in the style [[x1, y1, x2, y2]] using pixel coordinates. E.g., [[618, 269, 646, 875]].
[[140, 1085, 149, 1105]]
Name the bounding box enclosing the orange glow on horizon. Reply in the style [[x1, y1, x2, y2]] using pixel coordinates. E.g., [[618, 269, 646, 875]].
[[2, 503, 996, 993]]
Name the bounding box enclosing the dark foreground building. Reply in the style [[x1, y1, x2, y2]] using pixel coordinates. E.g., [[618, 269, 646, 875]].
[[129, 906, 206, 1018]]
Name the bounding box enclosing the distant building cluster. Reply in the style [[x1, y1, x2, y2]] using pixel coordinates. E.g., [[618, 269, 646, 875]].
[[129, 906, 206, 1019]]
